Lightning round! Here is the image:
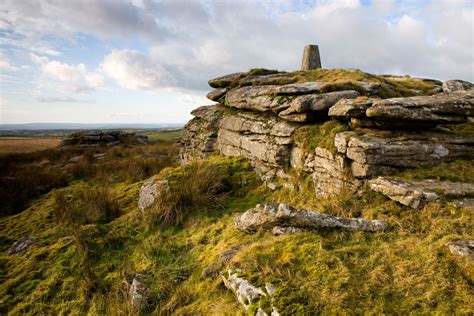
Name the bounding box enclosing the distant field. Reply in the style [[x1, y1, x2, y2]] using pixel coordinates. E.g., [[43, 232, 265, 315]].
[[147, 129, 182, 141], [0, 138, 61, 154]]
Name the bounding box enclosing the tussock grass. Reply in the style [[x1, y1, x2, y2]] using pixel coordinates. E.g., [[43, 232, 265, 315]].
[[146, 155, 259, 227], [1, 152, 472, 315], [0, 140, 178, 216]]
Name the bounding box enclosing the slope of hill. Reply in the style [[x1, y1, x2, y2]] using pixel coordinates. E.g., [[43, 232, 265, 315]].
[[1, 68, 473, 315]]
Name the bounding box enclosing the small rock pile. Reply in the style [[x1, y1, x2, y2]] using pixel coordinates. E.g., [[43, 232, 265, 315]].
[[61, 130, 147, 148]]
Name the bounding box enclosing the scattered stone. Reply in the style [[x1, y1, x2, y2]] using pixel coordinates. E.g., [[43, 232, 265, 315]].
[[68, 155, 84, 163], [93, 153, 105, 160], [235, 203, 388, 233], [445, 240, 474, 259], [222, 269, 279, 315], [272, 226, 304, 235], [219, 247, 242, 265], [442, 80, 473, 93], [8, 236, 38, 255], [129, 274, 149, 312], [369, 177, 474, 209], [202, 263, 221, 278], [138, 178, 170, 211], [207, 88, 228, 101]]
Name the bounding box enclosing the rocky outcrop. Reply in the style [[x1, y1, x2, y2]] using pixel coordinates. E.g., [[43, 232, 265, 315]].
[[180, 68, 473, 199], [445, 240, 474, 259], [8, 236, 37, 255], [369, 177, 474, 209], [235, 203, 388, 233], [222, 269, 279, 315], [61, 131, 147, 148]]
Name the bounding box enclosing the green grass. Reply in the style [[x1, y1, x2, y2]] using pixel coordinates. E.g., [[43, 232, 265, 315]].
[[1, 151, 472, 315], [293, 120, 350, 154], [395, 160, 474, 183], [146, 129, 183, 141]]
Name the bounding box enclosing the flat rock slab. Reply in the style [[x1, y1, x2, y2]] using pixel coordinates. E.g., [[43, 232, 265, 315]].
[[335, 130, 474, 177], [235, 203, 388, 233], [225, 84, 359, 122], [329, 89, 474, 127], [369, 177, 474, 209], [366, 90, 473, 124]]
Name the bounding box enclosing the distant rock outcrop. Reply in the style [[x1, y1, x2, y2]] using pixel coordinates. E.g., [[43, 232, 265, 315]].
[[61, 131, 147, 148], [179, 67, 474, 205]]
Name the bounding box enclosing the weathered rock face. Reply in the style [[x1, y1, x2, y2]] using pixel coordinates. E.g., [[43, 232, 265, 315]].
[[224, 84, 360, 122], [369, 177, 474, 209], [335, 130, 474, 178], [329, 90, 474, 127], [235, 203, 388, 233], [179, 105, 223, 164], [216, 112, 297, 169], [61, 131, 147, 148]]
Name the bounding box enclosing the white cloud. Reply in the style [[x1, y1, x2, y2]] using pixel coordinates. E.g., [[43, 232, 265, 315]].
[[102, 49, 175, 91], [32, 54, 104, 93], [0, 50, 18, 71]]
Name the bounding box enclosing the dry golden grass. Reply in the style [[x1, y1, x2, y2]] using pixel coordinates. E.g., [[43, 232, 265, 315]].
[[0, 138, 61, 154]]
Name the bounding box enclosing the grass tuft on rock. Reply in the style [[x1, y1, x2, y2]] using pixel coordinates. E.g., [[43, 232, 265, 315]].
[[293, 120, 349, 154]]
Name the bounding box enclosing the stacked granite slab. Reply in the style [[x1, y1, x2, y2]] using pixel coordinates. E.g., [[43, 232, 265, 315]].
[[179, 70, 473, 200]]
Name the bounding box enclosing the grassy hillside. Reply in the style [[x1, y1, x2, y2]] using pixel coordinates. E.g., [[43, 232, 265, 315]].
[[0, 133, 473, 314]]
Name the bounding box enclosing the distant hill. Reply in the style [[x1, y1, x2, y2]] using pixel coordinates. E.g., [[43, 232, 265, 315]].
[[0, 123, 184, 131]]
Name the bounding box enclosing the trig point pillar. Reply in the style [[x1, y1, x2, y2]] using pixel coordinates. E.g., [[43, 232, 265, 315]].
[[301, 45, 321, 70]]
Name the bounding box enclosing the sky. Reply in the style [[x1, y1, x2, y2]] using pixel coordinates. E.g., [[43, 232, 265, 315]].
[[0, 0, 473, 124]]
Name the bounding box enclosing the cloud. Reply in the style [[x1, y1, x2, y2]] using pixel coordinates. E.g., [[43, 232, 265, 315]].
[[35, 96, 81, 103], [32, 54, 104, 92], [0, 50, 18, 71], [102, 49, 175, 91]]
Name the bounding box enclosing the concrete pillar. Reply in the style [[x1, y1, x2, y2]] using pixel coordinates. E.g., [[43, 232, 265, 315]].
[[301, 45, 321, 71]]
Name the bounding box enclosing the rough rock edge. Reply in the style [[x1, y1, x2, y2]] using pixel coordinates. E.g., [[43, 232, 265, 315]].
[[235, 203, 388, 233], [221, 269, 279, 315], [369, 177, 474, 209]]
